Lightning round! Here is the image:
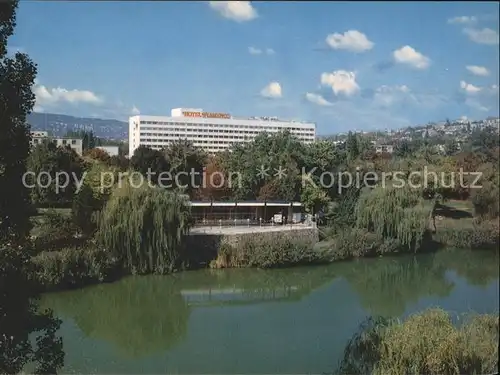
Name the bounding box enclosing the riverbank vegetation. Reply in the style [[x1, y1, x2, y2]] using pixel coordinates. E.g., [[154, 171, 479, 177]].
[[336, 308, 499, 375], [27, 125, 499, 278]]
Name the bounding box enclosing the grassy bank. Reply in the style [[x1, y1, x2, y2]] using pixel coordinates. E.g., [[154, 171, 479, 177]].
[[336, 308, 499, 375], [432, 200, 499, 250]]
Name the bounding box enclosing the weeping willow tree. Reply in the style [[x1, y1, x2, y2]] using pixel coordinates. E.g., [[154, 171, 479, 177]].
[[355, 186, 434, 252], [96, 178, 191, 274]]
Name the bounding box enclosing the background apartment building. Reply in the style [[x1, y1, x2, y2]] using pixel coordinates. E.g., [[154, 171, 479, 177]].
[[129, 108, 316, 155], [30, 131, 83, 156]]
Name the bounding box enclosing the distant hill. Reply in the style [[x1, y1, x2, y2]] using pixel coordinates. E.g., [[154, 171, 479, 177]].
[[27, 112, 128, 141]]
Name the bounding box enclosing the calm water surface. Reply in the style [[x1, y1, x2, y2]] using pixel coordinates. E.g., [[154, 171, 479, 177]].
[[40, 249, 499, 374]]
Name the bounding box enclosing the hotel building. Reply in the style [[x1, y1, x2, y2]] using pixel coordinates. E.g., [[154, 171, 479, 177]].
[[129, 108, 316, 156]]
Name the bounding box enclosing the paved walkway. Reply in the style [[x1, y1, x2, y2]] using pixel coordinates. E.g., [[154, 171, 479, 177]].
[[189, 223, 315, 235]]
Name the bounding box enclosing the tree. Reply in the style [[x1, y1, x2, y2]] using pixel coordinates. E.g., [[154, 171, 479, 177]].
[[225, 131, 306, 201], [300, 183, 330, 214], [84, 147, 110, 163], [96, 181, 191, 274], [163, 140, 206, 196], [0, 5, 36, 240], [346, 131, 360, 161], [130, 145, 169, 185], [0, 2, 64, 372], [107, 154, 130, 170], [81, 162, 120, 206], [195, 154, 231, 201], [27, 141, 84, 206], [72, 183, 98, 236]]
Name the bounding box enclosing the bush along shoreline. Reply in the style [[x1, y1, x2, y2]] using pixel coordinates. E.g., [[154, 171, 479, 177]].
[[31, 199, 499, 292], [334, 308, 499, 375]]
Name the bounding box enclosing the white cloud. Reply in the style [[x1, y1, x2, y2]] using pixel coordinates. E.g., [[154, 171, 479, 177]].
[[466, 65, 490, 76], [321, 70, 360, 96], [463, 28, 499, 45], [305, 92, 332, 106], [393, 46, 430, 69], [33, 105, 44, 113], [260, 81, 282, 99], [131, 105, 140, 115], [460, 80, 481, 94], [325, 30, 374, 52], [248, 46, 275, 55], [34, 83, 103, 107], [248, 46, 262, 55], [209, 1, 257, 22], [447, 16, 477, 24]]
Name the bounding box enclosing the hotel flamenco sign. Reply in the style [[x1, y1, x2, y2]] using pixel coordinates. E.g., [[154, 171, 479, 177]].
[[182, 111, 231, 119]]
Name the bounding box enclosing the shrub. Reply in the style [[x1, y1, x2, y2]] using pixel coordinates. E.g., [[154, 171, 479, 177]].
[[31, 246, 121, 291], [471, 181, 499, 220], [212, 233, 318, 269], [32, 209, 81, 252], [318, 228, 407, 262], [337, 308, 499, 375], [433, 220, 499, 249]]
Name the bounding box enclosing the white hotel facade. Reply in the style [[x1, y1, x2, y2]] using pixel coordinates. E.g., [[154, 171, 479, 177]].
[[129, 108, 316, 156]]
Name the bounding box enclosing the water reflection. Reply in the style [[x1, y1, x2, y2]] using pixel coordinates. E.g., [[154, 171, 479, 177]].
[[41, 277, 190, 358], [40, 249, 499, 372], [338, 255, 454, 317], [433, 248, 499, 287]]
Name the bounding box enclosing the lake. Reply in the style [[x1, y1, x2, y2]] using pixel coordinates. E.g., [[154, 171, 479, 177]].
[[40, 249, 499, 374]]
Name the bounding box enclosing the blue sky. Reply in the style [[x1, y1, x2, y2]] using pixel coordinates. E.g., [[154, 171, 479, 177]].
[[9, 1, 500, 134]]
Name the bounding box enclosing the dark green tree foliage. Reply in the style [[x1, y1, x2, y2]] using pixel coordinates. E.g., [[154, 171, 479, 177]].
[[96, 182, 191, 274], [225, 131, 306, 201], [130, 145, 169, 185], [71, 183, 98, 236], [0, 1, 65, 372], [346, 131, 360, 161], [107, 154, 130, 170], [0, 246, 64, 374], [0, 5, 36, 240], [326, 186, 361, 229], [163, 139, 206, 195], [27, 141, 84, 206]]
